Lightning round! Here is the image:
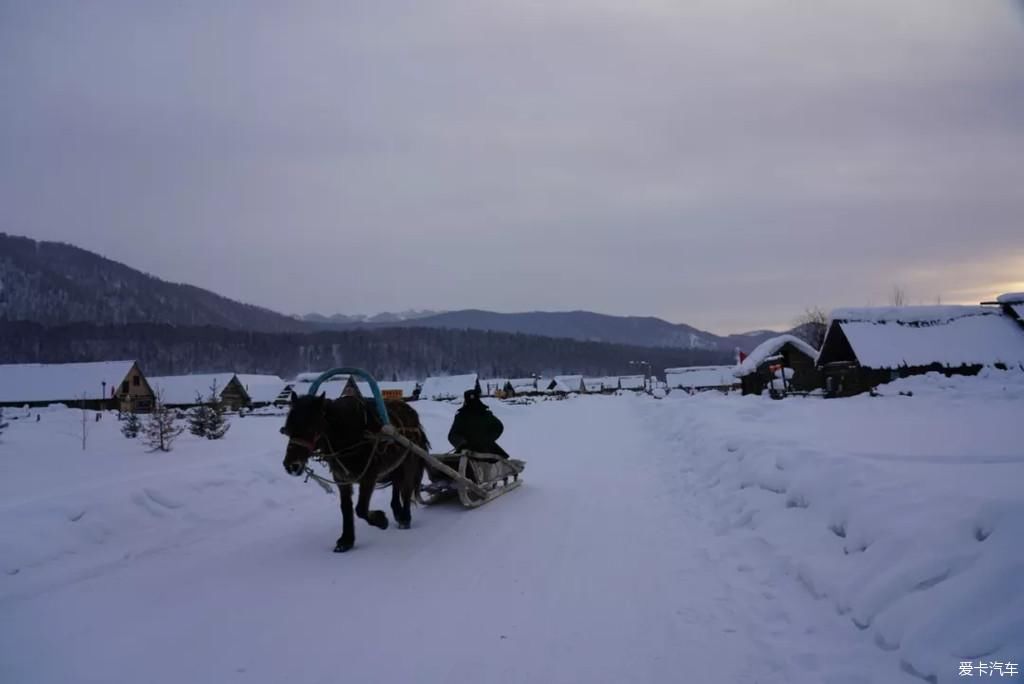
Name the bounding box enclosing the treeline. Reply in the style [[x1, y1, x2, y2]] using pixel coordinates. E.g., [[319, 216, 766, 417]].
[[0, 321, 732, 378]]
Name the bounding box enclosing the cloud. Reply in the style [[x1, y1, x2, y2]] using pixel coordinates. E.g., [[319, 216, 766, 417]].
[[1, 0, 1022, 332]]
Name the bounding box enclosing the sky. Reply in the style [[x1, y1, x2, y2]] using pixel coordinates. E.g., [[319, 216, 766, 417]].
[[2, 1, 1023, 334]]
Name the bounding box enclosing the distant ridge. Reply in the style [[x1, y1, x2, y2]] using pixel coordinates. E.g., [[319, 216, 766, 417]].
[[0, 232, 780, 353]]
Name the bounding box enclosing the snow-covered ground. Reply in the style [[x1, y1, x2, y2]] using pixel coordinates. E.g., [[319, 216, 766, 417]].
[[1, 373, 1022, 684]]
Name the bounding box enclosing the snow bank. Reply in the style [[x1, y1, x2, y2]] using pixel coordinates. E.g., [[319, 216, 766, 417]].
[[652, 374, 1024, 683]]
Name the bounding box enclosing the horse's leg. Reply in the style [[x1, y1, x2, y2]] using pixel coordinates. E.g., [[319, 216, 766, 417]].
[[390, 482, 408, 529], [355, 476, 389, 530], [335, 484, 355, 553]]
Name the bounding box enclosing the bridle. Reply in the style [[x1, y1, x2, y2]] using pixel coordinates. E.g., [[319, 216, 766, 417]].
[[287, 435, 320, 453]]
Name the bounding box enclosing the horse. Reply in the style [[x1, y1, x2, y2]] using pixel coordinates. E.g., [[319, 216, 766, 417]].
[[280, 392, 429, 552]]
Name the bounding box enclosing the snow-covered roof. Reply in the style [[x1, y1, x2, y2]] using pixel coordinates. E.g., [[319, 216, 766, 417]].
[[420, 373, 479, 400], [996, 292, 1024, 304], [509, 378, 538, 391], [0, 360, 139, 404], [735, 335, 818, 377], [825, 307, 1024, 369], [235, 374, 288, 404], [665, 365, 739, 389], [618, 375, 645, 390], [583, 378, 606, 392], [552, 375, 584, 392], [150, 373, 239, 405], [831, 305, 995, 325]]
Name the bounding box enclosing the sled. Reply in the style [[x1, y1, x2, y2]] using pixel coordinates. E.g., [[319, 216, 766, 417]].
[[418, 451, 525, 508], [306, 368, 526, 509]]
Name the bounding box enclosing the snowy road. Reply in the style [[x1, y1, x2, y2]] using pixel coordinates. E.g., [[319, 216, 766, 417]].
[[4, 392, 1006, 683]]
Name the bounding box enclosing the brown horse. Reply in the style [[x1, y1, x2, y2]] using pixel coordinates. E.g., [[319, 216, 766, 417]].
[[280, 392, 428, 552]]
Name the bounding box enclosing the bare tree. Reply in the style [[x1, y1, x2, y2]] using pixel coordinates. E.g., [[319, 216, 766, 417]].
[[793, 307, 829, 349], [143, 390, 184, 452], [890, 286, 907, 307]]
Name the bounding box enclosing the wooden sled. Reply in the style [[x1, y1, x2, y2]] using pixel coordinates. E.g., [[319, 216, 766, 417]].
[[376, 425, 524, 509], [419, 451, 526, 508]]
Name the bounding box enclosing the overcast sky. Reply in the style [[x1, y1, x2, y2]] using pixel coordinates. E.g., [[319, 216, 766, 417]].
[[2, 1, 1022, 333]]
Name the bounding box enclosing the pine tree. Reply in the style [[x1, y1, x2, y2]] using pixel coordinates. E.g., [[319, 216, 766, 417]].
[[188, 392, 210, 438], [143, 390, 184, 452], [203, 381, 230, 440], [121, 412, 141, 438]]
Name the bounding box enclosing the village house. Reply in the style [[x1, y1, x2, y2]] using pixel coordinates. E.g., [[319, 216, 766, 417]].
[[235, 374, 291, 407], [148, 373, 250, 410], [0, 360, 155, 412], [734, 335, 820, 397], [665, 366, 740, 393], [618, 375, 646, 392], [420, 373, 479, 401], [816, 304, 1024, 397], [548, 375, 585, 394]]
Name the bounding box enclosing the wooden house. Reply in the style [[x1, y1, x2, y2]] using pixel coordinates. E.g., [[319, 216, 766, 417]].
[[236, 374, 290, 407], [149, 373, 250, 410], [665, 366, 740, 393], [0, 360, 154, 412], [734, 335, 820, 397], [817, 305, 1024, 397], [420, 374, 479, 401], [549, 375, 584, 394]]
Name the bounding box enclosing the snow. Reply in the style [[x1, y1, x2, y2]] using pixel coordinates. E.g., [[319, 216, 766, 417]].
[[552, 374, 584, 392], [0, 360, 136, 404], [1010, 303, 1024, 321], [509, 377, 539, 392], [618, 375, 645, 390], [831, 305, 994, 324], [235, 375, 288, 405], [734, 335, 818, 377], [995, 292, 1024, 304], [149, 373, 237, 406], [420, 373, 478, 400], [665, 365, 739, 390], [2, 378, 1022, 684], [834, 313, 1024, 370]]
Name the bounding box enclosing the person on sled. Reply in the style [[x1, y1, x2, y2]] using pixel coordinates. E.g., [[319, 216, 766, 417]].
[[447, 388, 510, 458]]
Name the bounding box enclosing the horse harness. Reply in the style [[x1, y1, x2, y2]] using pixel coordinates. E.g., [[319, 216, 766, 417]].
[[291, 405, 425, 489]]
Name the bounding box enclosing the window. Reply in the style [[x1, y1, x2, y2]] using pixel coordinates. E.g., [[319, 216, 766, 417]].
[[132, 375, 140, 387], [121, 381, 129, 394]]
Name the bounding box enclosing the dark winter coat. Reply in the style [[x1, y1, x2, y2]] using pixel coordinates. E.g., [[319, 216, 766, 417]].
[[447, 398, 509, 458]]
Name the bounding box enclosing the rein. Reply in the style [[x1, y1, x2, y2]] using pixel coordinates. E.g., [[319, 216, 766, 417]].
[[300, 424, 425, 491]]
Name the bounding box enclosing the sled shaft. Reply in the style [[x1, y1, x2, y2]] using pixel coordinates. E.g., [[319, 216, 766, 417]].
[[379, 424, 490, 498]]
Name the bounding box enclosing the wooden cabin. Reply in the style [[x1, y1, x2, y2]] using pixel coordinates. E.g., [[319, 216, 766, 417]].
[[148, 373, 250, 410], [734, 335, 820, 397], [665, 366, 740, 394], [420, 374, 480, 401], [817, 305, 1024, 397], [0, 360, 154, 412]]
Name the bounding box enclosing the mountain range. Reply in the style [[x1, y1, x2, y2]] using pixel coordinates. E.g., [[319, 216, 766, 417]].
[[0, 232, 782, 354]]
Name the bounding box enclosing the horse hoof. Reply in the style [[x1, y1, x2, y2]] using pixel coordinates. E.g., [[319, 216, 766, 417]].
[[334, 540, 354, 553], [368, 511, 389, 530]]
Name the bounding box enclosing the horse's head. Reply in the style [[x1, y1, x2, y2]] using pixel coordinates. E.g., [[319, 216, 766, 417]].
[[280, 392, 328, 477]]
